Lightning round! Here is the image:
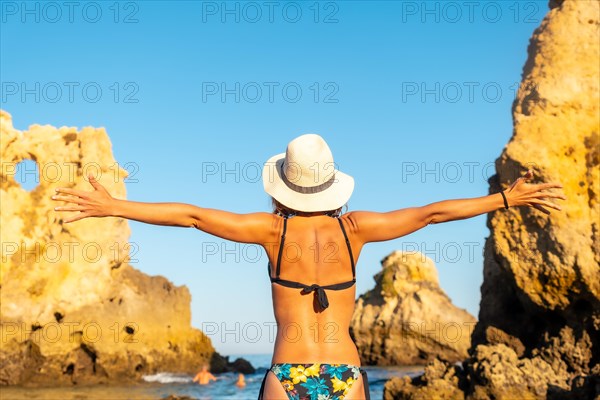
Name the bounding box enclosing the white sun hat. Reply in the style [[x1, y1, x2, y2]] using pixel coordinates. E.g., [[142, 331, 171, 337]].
[[262, 133, 354, 212]]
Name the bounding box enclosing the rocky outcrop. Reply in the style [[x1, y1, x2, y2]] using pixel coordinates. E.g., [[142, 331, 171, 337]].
[[0, 110, 218, 386], [385, 0, 600, 399], [384, 358, 466, 400], [350, 251, 476, 365], [211, 354, 256, 374]]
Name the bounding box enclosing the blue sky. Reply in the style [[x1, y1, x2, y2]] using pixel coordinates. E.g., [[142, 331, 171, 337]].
[[2, 1, 548, 355]]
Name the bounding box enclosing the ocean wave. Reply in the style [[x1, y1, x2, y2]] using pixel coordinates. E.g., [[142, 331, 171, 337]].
[[142, 372, 193, 384]]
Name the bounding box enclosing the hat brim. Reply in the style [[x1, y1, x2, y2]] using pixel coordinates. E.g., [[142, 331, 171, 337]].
[[262, 153, 354, 212]]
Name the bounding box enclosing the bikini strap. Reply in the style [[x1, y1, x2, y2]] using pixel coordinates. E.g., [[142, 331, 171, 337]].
[[360, 368, 371, 400], [274, 215, 288, 279], [257, 368, 270, 399], [336, 217, 356, 278]]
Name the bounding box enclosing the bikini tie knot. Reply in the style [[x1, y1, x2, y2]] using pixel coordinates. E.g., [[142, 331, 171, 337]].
[[302, 284, 329, 310]]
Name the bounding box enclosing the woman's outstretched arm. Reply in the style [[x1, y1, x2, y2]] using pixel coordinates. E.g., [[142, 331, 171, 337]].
[[348, 169, 567, 244], [52, 174, 275, 244]]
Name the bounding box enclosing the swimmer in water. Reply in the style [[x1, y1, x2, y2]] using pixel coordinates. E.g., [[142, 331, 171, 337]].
[[235, 373, 246, 388], [192, 365, 216, 385]]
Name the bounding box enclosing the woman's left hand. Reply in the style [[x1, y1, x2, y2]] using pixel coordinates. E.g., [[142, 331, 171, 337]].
[[51, 174, 116, 223]]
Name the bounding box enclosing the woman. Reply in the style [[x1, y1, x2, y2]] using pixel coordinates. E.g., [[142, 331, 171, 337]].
[[52, 134, 566, 399]]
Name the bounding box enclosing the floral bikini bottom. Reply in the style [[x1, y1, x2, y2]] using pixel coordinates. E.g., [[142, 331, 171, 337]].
[[268, 363, 363, 400]]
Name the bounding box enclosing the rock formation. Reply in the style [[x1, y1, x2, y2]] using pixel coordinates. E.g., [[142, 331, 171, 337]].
[[384, 0, 600, 398], [0, 110, 219, 386], [350, 251, 476, 365]]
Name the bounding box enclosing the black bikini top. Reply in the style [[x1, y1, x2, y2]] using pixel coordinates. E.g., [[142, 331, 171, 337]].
[[267, 215, 356, 311]]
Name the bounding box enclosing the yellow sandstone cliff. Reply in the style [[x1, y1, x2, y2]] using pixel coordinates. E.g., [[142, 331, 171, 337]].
[[351, 251, 476, 365], [384, 0, 599, 398], [0, 110, 216, 385]]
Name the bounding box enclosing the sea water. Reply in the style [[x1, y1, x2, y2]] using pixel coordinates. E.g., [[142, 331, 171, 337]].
[[0, 354, 423, 399]]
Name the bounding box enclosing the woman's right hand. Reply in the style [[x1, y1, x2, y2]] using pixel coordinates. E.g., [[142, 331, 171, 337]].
[[504, 169, 567, 214]]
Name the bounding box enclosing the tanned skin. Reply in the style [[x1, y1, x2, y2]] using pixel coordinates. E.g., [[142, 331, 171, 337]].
[[52, 169, 565, 399]]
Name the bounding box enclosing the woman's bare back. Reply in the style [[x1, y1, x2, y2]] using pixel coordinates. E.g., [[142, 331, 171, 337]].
[[264, 214, 364, 365]]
